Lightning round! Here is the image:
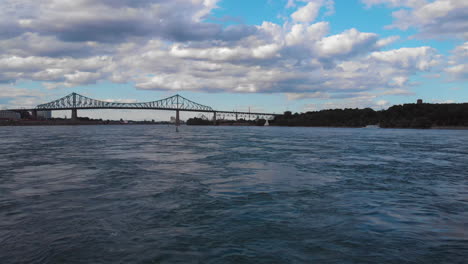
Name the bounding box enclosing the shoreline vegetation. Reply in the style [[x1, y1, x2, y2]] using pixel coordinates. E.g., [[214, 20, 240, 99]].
[[0, 118, 172, 126], [188, 102, 468, 129], [270, 103, 468, 129], [2, 102, 468, 129]]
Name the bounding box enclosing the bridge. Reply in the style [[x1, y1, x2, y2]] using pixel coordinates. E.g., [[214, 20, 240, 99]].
[[7, 92, 279, 127]]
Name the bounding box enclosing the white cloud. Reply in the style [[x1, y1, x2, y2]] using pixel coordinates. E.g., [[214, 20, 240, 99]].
[[445, 42, 468, 80], [0, 86, 45, 108], [432, 99, 456, 103], [286, 0, 297, 8], [64, 71, 101, 85], [316, 28, 379, 58], [304, 95, 391, 111], [364, 0, 468, 40], [285, 22, 329, 46], [103, 98, 138, 103], [445, 65, 467, 79], [291, 1, 323, 23], [370, 46, 439, 71], [362, 0, 426, 8], [0, 87, 43, 98], [169, 44, 281, 61], [0, 0, 446, 109], [376, 35, 400, 47], [0, 55, 111, 86]]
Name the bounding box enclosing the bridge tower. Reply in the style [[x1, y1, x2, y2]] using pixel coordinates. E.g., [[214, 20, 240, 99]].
[[175, 110, 180, 126], [22, 92, 278, 127], [71, 92, 78, 121], [175, 95, 180, 132], [31, 110, 38, 120], [71, 109, 78, 121]]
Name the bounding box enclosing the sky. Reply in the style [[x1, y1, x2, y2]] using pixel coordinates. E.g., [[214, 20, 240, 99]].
[[0, 0, 467, 121]]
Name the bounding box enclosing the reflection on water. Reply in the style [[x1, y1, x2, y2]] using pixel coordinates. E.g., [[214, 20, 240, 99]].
[[0, 125, 467, 263]]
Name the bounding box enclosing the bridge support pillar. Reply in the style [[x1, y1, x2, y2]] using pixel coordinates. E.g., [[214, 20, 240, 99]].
[[71, 109, 78, 121], [213, 111, 217, 125], [175, 110, 180, 132], [31, 110, 37, 120], [176, 110, 180, 126], [235, 112, 238, 121]]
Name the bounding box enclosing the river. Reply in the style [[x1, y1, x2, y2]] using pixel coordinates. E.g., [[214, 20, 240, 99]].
[[0, 125, 467, 263]]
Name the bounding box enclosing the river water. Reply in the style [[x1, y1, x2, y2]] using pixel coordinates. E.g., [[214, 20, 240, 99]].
[[0, 125, 467, 263]]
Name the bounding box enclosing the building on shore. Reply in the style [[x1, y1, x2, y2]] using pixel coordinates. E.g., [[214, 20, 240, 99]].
[[37, 110, 52, 119], [0, 110, 21, 120]]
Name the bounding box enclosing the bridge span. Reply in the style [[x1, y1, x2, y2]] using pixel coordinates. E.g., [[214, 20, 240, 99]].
[[7, 92, 279, 127]]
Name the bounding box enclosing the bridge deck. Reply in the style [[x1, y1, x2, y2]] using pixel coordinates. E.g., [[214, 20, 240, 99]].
[[7, 107, 278, 116], [5, 92, 279, 117]]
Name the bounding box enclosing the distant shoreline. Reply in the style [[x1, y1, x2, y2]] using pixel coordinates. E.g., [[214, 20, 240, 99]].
[[0, 120, 172, 126], [2, 121, 468, 130], [431, 126, 468, 130]]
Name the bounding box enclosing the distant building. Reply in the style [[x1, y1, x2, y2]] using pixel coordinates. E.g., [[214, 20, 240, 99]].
[[417, 99, 423, 104], [0, 110, 21, 120], [37, 110, 52, 119]]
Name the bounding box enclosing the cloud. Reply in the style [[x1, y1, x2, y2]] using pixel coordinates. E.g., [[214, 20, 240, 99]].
[[0, 86, 45, 108], [0, 33, 108, 58], [431, 99, 456, 103], [0, 55, 111, 87], [169, 44, 282, 61], [0, 22, 439, 98], [0, 87, 43, 98], [4, 0, 259, 44], [0, 0, 444, 108], [362, 0, 426, 8], [304, 95, 392, 111], [363, 0, 468, 40], [291, 1, 323, 23], [445, 42, 468, 80], [369, 46, 439, 71], [103, 98, 139, 103], [286, 0, 297, 8], [285, 22, 329, 48], [316, 28, 380, 59]]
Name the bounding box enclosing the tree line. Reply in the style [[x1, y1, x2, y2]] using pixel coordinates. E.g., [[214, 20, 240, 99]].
[[271, 103, 468, 129]]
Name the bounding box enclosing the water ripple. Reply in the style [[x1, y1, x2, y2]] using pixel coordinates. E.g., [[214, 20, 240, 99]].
[[0, 126, 467, 263]]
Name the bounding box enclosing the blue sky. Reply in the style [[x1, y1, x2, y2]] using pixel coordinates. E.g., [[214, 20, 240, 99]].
[[0, 0, 466, 120]]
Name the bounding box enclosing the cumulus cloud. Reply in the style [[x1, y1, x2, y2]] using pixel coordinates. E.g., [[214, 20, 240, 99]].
[[316, 29, 380, 59], [304, 95, 392, 111], [0, 55, 111, 87], [291, 1, 323, 23], [7, 0, 257, 43], [362, 0, 426, 8], [288, 0, 335, 17], [445, 42, 468, 80], [103, 98, 139, 103], [0, 0, 445, 110], [370, 46, 439, 71], [0, 87, 44, 108], [0, 33, 111, 58], [363, 0, 468, 40]]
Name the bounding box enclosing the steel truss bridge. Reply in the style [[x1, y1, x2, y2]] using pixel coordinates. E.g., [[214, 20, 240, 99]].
[[8, 92, 278, 124]]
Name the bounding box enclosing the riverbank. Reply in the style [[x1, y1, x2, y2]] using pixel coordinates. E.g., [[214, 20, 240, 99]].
[[0, 120, 172, 126], [2, 120, 468, 130], [431, 126, 468, 130], [271, 102, 468, 129]]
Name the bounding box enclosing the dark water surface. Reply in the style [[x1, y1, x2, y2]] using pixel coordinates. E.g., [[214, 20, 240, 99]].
[[1, 125, 467, 263]]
